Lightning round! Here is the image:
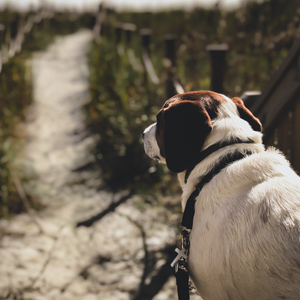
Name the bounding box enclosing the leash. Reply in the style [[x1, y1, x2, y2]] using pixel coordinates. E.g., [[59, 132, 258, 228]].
[[171, 142, 254, 300]]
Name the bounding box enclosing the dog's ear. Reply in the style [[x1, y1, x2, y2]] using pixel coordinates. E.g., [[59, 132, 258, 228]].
[[163, 100, 212, 173], [232, 97, 262, 132]]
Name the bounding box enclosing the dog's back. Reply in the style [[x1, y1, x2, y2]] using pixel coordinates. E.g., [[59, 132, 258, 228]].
[[189, 149, 300, 300]]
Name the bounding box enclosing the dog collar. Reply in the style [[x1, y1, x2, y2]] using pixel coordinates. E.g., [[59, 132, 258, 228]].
[[182, 149, 253, 229], [184, 138, 254, 183]]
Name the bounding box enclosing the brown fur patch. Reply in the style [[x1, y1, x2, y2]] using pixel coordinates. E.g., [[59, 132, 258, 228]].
[[163, 91, 226, 119], [232, 97, 262, 132]]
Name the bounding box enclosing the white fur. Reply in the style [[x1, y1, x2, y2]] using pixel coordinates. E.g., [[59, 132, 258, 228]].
[[143, 122, 166, 163], [143, 96, 300, 299]]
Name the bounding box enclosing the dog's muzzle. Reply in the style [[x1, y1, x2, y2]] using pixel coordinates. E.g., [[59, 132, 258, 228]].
[[143, 123, 165, 163]]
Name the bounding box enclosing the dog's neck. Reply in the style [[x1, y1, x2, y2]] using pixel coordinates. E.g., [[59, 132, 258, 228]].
[[177, 119, 265, 210]]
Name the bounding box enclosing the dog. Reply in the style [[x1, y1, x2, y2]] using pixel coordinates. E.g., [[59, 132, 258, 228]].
[[143, 91, 300, 300]]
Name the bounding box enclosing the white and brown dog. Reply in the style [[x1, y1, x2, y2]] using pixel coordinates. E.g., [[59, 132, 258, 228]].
[[143, 91, 300, 300]]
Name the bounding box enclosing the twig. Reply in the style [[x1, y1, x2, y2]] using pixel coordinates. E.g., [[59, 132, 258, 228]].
[[31, 224, 65, 288], [9, 167, 44, 234]]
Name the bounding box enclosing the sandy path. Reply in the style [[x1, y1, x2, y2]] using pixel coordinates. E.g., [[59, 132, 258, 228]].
[[0, 30, 194, 300]]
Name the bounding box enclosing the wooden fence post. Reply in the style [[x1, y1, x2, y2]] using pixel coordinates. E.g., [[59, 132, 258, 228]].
[[123, 23, 136, 44], [0, 24, 5, 47], [165, 35, 177, 98], [9, 15, 21, 57], [10, 15, 20, 41], [115, 24, 124, 55], [100, 23, 106, 38], [140, 28, 151, 52], [115, 24, 123, 44], [206, 44, 228, 93]]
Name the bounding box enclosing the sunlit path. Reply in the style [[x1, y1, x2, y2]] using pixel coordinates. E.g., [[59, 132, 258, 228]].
[[0, 30, 186, 300], [26, 30, 99, 204]]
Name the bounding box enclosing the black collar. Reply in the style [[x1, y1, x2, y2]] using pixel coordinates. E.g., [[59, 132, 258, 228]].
[[182, 149, 253, 229], [184, 138, 254, 183]]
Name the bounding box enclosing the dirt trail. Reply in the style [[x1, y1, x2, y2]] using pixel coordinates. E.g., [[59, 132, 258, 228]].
[[0, 30, 201, 300]]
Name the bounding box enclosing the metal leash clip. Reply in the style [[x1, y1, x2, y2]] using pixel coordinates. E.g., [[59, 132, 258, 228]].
[[171, 229, 191, 273], [171, 247, 188, 272]]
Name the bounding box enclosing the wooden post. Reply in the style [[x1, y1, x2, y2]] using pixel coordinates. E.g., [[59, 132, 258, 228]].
[[140, 28, 152, 52], [115, 24, 124, 56], [10, 15, 20, 41], [206, 44, 228, 93], [165, 35, 177, 99], [165, 35, 176, 67], [0, 24, 6, 47], [100, 23, 105, 38], [123, 23, 136, 44], [115, 24, 123, 45]]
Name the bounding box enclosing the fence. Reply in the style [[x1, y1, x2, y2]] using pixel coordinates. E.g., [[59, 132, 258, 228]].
[[0, 10, 55, 72], [93, 6, 300, 174], [93, 8, 228, 100]]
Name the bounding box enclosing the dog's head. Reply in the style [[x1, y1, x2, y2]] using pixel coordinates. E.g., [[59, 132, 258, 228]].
[[143, 91, 262, 173]]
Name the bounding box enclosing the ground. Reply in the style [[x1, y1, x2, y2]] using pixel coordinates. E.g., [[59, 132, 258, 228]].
[[0, 30, 201, 300]]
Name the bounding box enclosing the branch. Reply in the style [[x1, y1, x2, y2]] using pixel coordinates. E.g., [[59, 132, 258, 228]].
[[9, 167, 44, 234]]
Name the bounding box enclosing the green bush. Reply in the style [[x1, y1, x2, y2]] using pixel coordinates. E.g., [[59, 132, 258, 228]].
[[87, 36, 177, 192], [0, 56, 34, 217]]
